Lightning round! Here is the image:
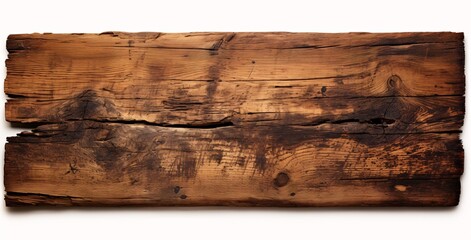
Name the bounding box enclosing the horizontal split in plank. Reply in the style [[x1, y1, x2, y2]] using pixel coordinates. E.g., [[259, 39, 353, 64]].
[[5, 94, 464, 134]]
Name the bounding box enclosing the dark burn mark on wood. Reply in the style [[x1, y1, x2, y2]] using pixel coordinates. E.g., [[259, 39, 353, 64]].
[[262, 123, 341, 147], [208, 63, 220, 81], [212, 150, 223, 165], [142, 151, 161, 171], [236, 157, 246, 167], [58, 90, 120, 121], [180, 194, 187, 199], [375, 43, 459, 59], [171, 142, 198, 179], [206, 65, 220, 101], [128, 40, 134, 47], [254, 147, 267, 172], [94, 142, 125, 170], [387, 178, 460, 204], [206, 80, 218, 99], [174, 186, 180, 194]]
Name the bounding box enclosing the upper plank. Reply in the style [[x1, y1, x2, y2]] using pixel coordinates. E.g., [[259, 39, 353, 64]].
[[5, 32, 464, 133]]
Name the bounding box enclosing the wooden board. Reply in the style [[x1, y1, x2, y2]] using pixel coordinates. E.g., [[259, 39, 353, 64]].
[[4, 32, 464, 207]]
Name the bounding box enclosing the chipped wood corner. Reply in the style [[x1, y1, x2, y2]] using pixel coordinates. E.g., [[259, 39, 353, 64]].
[[3, 32, 465, 207]]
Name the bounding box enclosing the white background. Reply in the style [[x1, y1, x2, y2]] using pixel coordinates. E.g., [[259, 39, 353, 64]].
[[0, 0, 469, 239]]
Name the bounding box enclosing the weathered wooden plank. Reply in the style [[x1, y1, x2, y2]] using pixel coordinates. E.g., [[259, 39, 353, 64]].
[[5, 121, 462, 206], [4, 32, 464, 207], [6, 34, 464, 94]]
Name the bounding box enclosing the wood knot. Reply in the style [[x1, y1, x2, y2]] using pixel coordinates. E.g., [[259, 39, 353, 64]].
[[321, 86, 327, 97], [274, 172, 290, 187], [387, 75, 402, 89]]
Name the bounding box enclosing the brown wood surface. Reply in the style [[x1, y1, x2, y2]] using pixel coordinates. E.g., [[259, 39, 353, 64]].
[[4, 32, 465, 207]]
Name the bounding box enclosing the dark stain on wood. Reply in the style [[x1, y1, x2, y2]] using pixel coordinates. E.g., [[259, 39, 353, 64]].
[[254, 147, 268, 172], [211, 150, 223, 165]]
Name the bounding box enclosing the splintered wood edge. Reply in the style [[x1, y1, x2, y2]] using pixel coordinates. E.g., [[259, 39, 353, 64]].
[[3, 32, 465, 207]]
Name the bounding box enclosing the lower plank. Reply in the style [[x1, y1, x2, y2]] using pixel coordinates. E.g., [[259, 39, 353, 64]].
[[5, 121, 462, 206]]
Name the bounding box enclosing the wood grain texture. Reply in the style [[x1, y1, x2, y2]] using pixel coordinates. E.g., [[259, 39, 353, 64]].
[[4, 32, 465, 207]]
